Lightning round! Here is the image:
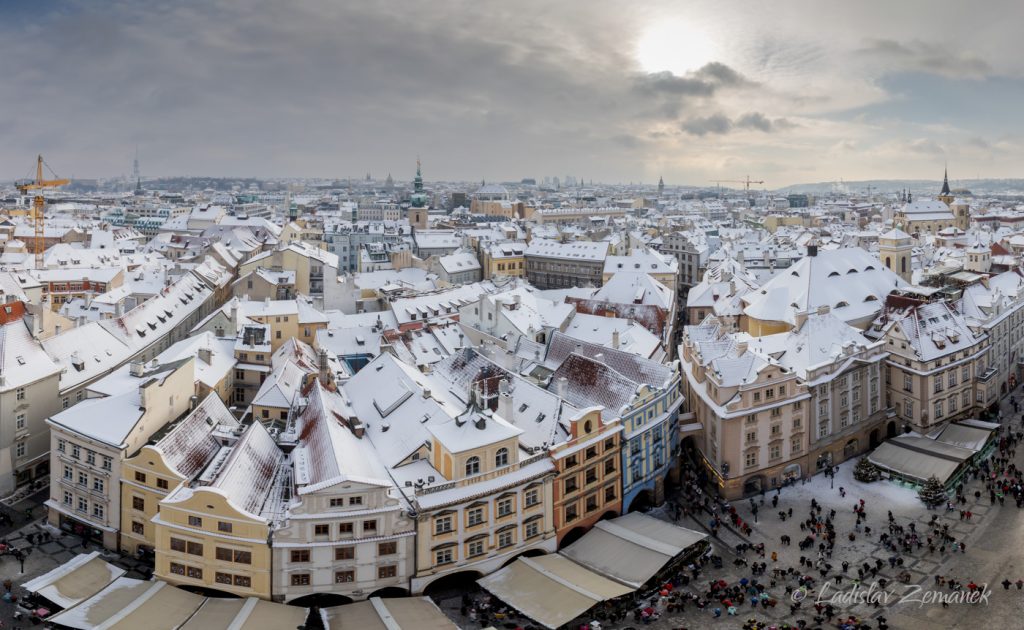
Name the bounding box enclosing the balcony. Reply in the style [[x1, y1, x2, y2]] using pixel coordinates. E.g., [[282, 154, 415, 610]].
[[978, 367, 998, 383]]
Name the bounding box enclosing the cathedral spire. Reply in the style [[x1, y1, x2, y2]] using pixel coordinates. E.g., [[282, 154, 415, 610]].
[[941, 165, 951, 195]]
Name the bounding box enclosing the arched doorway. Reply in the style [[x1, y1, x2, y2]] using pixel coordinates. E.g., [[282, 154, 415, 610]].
[[288, 593, 353, 608], [843, 439, 859, 458], [869, 429, 880, 449], [627, 489, 654, 513], [743, 475, 765, 496], [423, 571, 484, 599], [886, 421, 897, 439], [559, 526, 589, 550], [368, 587, 409, 599]]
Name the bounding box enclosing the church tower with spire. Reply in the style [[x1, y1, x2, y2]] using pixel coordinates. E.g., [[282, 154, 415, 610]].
[[938, 167, 953, 204], [657, 176, 664, 197], [408, 158, 428, 231]]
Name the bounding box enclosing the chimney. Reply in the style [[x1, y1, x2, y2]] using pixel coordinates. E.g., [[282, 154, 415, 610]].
[[817, 304, 830, 316], [318, 348, 330, 385], [554, 376, 569, 398], [229, 301, 238, 324], [735, 341, 748, 354], [807, 244, 818, 257], [611, 329, 620, 350], [794, 310, 809, 329], [198, 347, 212, 365], [497, 379, 513, 420], [130, 360, 144, 377]]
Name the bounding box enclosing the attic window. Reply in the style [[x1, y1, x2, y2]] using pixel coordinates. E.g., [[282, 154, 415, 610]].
[[828, 271, 840, 277], [137, 327, 147, 338], [16, 356, 26, 366], [72, 358, 84, 371], [148, 321, 157, 330], [835, 301, 849, 308], [865, 265, 875, 271], [536, 412, 546, 423], [518, 403, 529, 412]]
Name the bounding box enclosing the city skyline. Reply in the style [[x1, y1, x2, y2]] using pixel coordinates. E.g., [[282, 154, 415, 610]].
[[2, 0, 1023, 185]]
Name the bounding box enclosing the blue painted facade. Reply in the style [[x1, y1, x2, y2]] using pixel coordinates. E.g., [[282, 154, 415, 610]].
[[621, 377, 683, 510]]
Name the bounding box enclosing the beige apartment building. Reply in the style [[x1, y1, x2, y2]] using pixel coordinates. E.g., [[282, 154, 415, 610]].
[[870, 298, 989, 433], [681, 308, 890, 498], [45, 358, 196, 549]]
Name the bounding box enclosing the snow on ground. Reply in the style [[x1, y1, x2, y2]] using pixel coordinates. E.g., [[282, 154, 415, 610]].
[[746, 456, 924, 518]]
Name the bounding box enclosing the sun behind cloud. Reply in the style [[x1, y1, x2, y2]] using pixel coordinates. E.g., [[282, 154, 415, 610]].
[[635, 19, 717, 75]]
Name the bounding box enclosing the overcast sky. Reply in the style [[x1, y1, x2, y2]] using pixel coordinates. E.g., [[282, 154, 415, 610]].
[[2, 0, 1022, 187]]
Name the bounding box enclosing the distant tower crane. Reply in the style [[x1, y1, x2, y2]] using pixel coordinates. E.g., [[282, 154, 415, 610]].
[[15, 155, 70, 268], [710, 176, 765, 205]]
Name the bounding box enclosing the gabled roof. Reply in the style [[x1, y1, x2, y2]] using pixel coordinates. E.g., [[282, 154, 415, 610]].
[[293, 381, 392, 494], [153, 394, 239, 480], [545, 330, 672, 387]]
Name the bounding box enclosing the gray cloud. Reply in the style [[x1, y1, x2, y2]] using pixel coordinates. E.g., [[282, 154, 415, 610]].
[[681, 112, 794, 136], [633, 62, 752, 99], [681, 113, 733, 136], [905, 138, 946, 155], [859, 38, 991, 78]]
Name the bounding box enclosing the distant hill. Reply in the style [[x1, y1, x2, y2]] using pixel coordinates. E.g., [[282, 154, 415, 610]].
[[775, 179, 1024, 197]]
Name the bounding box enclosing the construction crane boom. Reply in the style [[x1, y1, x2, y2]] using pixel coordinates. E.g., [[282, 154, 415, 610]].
[[15, 155, 69, 269], [710, 176, 765, 192]]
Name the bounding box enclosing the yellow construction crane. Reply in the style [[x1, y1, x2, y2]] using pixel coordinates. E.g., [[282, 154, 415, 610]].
[[15, 155, 69, 268]]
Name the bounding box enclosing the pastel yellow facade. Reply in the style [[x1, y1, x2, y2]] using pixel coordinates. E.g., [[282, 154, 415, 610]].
[[155, 489, 273, 599], [120, 447, 185, 554]]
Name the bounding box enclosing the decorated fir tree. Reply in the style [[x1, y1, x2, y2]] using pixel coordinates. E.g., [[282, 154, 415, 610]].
[[917, 475, 947, 506], [853, 457, 880, 483]]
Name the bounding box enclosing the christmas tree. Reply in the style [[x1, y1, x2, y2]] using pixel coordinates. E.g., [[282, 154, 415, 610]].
[[917, 475, 947, 506], [853, 457, 880, 483]]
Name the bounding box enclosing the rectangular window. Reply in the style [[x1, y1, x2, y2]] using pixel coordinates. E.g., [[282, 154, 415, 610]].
[[435, 549, 453, 565], [585, 467, 598, 484], [362, 520, 377, 532], [290, 549, 310, 563], [234, 575, 251, 587], [102, 456, 112, 471], [187, 566, 203, 579], [335, 547, 354, 561], [72, 444, 80, 459], [132, 521, 144, 535], [186, 541, 203, 556], [467, 508, 484, 526], [216, 572, 232, 585], [63, 465, 73, 480], [77, 471, 88, 486], [132, 496, 145, 511], [339, 522, 353, 534], [435, 516, 452, 535], [497, 498, 513, 517], [335, 571, 355, 583], [157, 478, 169, 490], [218, 521, 232, 533], [745, 451, 757, 468], [290, 574, 311, 586], [216, 547, 232, 561], [468, 540, 485, 557], [525, 488, 539, 507], [16, 413, 25, 430], [93, 478, 104, 493], [934, 401, 943, 418], [498, 531, 514, 548], [188, 515, 202, 527], [92, 504, 104, 519], [378, 565, 397, 579], [169, 562, 185, 576], [135, 471, 146, 483], [349, 496, 363, 506], [329, 498, 344, 507], [585, 446, 598, 460], [233, 550, 251, 564], [58, 439, 66, 453], [564, 477, 578, 493], [903, 374, 912, 392], [565, 504, 578, 522], [526, 521, 539, 538], [170, 537, 186, 552]]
